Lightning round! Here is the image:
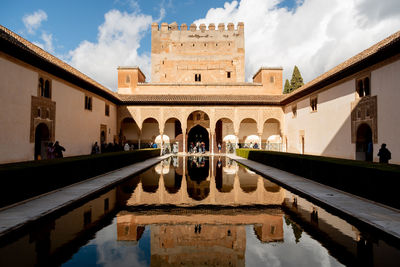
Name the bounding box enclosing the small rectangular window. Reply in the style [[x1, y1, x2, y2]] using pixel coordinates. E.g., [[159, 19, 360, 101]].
[[85, 95, 92, 111], [310, 96, 318, 112], [270, 76, 275, 83], [227, 71, 231, 78], [195, 74, 201, 82], [105, 103, 110, 116], [292, 105, 297, 118]]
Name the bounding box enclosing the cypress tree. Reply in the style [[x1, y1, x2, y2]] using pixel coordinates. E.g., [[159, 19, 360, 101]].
[[283, 79, 291, 94], [290, 65, 304, 92]]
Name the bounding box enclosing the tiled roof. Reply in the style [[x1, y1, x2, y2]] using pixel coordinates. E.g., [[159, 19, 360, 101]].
[[0, 25, 119, 102], [118, 94, 284, 105], [282, 29, 400, 104], [1, 24, 399, 106]]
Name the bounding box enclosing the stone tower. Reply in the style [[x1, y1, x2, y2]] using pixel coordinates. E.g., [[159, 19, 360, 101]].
[[151, 22, 245, 83]]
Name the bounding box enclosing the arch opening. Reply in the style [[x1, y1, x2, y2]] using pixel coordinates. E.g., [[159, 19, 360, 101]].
[[187, 125, 209, 152], [142, 118, 159, 148], [164, 118, 182, 153], [215, 118, 235, 153], [121, 117, 141, 148], [239, 118, 258, 148], [262, 118, 282, 151]]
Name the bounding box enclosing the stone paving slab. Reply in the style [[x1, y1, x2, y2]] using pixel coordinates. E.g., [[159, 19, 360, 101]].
[[0, 155, 168, 238], [229, 154, 400, 240]]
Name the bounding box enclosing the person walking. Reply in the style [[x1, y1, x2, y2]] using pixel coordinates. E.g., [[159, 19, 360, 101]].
[[378, 143, 391, 163], [54, 141, 65, 158]]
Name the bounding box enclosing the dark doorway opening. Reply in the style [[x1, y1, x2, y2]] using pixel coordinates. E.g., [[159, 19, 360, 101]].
[[356, 124, 373, 161], [187, 125, 209, 151], [34, 123, 50, 160]]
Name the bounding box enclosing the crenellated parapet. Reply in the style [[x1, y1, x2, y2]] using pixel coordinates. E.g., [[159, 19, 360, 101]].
[[151, 22, 245, 83], [151, 22, 244, 32]]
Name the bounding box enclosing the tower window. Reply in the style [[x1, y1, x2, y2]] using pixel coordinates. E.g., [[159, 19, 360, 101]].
[[126, 75, 130, 84], [195, 74, 201, 82], [227, 71, 231, 78], [270, 76, 275, 83]]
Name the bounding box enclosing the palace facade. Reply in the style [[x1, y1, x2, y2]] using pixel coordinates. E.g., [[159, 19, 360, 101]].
[[0, 22, 399, 164]]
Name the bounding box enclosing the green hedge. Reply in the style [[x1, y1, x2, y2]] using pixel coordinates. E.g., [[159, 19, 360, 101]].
[[236, 149, 400, 209], [0, 149, 160, 208]]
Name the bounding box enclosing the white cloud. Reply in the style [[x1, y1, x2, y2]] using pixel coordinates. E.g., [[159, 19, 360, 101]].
[[67, 9, 153, 90], [193, 0, 400, 84], [22, 9, 47, 34], [33, 32, 54, 53]]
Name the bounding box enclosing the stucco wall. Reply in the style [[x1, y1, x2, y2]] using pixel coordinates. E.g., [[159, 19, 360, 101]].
[[0, 55, 36, 163], [52, 80, 117, 156], [373, 59, 400, 163], [0, 55, 117, 163], [284, 80, 355, 159], [283, 57, 400, 164]]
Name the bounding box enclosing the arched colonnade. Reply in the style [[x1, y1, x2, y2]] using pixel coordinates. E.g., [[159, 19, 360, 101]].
[[118, 106, 284, 153]]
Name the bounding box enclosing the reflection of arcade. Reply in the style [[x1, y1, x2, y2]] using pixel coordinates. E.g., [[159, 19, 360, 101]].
[[116, 209, 284, 266], [126, 156, 285, 206]]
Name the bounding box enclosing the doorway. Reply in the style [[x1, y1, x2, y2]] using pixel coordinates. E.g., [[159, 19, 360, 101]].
[[34, 123, 50, 160], [356, 124, 373, 161]]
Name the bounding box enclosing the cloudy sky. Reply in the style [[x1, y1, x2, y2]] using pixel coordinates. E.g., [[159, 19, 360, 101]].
[[1, 0, 400, 91]]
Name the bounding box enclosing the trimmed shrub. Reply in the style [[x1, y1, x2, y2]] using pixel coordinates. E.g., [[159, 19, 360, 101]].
[[0, 149, 160, 208], [236, 149, 400, 209]]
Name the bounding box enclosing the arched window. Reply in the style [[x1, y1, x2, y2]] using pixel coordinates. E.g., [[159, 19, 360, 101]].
[[356, 75, 371, 98], [126, 75, 131, 84]]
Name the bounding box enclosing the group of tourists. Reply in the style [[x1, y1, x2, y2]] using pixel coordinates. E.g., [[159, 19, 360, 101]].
[[46, 141, 65, 159], [91, 141, 128, 154], [189, 141, 206, 154]]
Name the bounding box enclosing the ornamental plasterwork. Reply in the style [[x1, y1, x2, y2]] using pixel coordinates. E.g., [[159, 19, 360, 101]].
[[351, 95, 378, 143]]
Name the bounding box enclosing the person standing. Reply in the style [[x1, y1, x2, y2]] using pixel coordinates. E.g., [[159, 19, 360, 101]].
[[366, 141, 373, 161], [124, 142, 130, 151], [218, 143, 222, 153], [378, 143, 391, 163], [54, 141, 65, 158]]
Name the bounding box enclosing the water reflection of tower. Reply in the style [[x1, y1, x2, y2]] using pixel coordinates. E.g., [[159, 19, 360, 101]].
[[150, 224, 246, 266]]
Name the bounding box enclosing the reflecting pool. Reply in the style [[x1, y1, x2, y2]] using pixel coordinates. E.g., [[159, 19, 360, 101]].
[[0, 156, 399, 266]]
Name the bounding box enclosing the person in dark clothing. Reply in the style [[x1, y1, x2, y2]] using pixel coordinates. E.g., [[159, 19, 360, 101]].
[[54, 141, 66, 158], [366, 141, 373, 162], [378, 143, 391, 163]]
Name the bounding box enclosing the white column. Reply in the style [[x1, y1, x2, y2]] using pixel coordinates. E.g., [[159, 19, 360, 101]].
[[182, 128, 186, 154], [211, 132, 215, 155]]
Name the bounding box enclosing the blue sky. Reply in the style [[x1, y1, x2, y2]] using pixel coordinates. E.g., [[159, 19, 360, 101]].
[[2, 0, 400, 90]]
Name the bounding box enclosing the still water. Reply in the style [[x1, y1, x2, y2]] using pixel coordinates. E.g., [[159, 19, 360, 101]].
[[0, 156, 399, 266]]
